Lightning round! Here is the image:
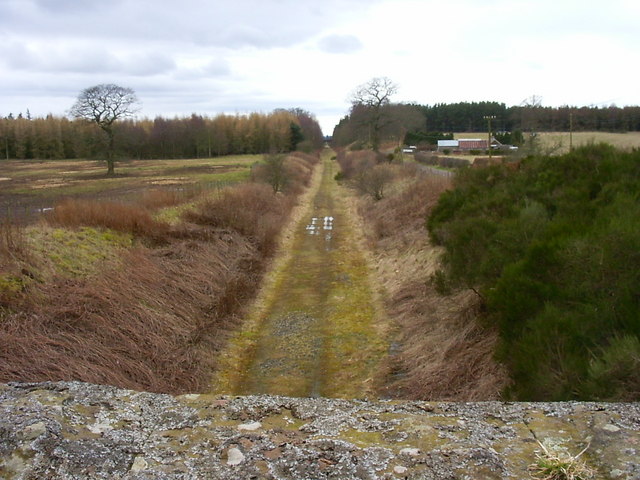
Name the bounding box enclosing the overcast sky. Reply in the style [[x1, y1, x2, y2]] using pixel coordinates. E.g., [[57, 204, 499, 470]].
[[1, 0, 638, 135]]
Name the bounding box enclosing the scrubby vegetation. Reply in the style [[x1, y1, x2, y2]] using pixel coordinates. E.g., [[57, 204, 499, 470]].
[[428, 144, 640, 401], [0, 152, 319, 393], [334, 149, 397, 201], [336, 148, 508, 400]]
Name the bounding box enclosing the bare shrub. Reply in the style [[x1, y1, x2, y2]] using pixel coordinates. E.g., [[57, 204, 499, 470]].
[[0, 219, 27, 260], [185, 183, 293, 256], [414, 151, 438, 166], [355, 163, 395, 200], [252, 153, 317, 195], [0, 220, 31, 306], [336, 149, 378, 179], [360, 174, 450, 241], [47, 199, 168, 237], [253, 154, 288, 193]]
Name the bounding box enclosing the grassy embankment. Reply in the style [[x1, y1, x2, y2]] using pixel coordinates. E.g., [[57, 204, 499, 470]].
[[0, 153, 320, 393], [338, 143, 639, 402], [335, 149, 509, 400], [213, 150, 390, 398]]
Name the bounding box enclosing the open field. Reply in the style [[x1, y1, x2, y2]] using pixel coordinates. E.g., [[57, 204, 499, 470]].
[[536, 131, 640, 154], [455, 131, 640, 154], [0, 155, 257, 221]]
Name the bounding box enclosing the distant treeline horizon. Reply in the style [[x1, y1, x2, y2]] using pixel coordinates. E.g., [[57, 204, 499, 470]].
[[332, 101, 640, 148], [0, 109, 324, 161]]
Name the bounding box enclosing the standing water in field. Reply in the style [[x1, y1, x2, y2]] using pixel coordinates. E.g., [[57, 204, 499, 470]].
[[213, 155, 388, 398]]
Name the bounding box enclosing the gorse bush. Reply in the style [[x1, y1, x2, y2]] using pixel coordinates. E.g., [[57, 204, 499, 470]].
[[428, 143, 640, 400]]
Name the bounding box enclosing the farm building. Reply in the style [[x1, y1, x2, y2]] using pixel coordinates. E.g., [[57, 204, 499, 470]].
[[437, 139, 488, 151], [458, 139, 488, 150], [437, 140, 458, 151]]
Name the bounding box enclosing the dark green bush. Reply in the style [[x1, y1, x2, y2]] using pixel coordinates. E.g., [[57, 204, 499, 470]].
[[427, 143, 640, 401]]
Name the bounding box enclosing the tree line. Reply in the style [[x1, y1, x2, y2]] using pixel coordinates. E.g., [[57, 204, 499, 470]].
[[0, 109, 323, 161], [421, 101, 640, 133], [332, 99, 640, 148]]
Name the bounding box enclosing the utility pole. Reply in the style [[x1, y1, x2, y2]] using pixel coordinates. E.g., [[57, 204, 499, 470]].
[[483, 115, 496, 158], [569, 113, 574, 152]]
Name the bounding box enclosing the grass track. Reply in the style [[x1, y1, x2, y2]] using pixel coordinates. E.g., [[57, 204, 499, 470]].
[[212, 151, 388, 398]]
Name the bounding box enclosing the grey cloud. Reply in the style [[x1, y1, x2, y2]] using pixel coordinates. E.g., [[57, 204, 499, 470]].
[[32, 0, 115, 13], [203, 58, 231, 76], [173, 58, 231, 81], [123, 53, 176, 76], [1, 42, 175, 76], [318, 34, 363, 54], [1, 0, 377, 51]]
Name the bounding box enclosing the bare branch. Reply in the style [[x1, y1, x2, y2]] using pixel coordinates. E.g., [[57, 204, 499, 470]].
[[69, 84, 140, 175]]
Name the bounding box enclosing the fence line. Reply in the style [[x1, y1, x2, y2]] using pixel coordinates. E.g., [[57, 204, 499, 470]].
[[418, 165, 455, 178]]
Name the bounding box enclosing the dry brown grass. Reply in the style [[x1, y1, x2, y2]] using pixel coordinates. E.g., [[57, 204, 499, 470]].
[[47, 198, 169, 237], [355, 162, 509, 400], [0, 232, 260, 393], [138, 188, 191, 210], [0, 156, 315, 393], [185, 183, 294, 256], [384, 286, 509, 400], [363, 174, 451, 242], [283, 155, 315, 194], [537, 131, 640, 154]]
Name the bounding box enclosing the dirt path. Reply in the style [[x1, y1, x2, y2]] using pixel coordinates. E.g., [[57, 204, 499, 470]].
[[212, 151, 389, 398]]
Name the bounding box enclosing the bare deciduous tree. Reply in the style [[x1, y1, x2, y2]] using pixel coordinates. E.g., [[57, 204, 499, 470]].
[[350, 77, 398, 151], [70, 84, 140, 175]]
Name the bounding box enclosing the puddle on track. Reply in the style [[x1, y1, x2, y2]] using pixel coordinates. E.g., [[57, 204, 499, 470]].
[[224, 157, 388, 398]]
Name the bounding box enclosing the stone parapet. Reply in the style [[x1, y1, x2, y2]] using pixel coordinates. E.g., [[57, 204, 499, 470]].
[[1, 382, 638, 479]]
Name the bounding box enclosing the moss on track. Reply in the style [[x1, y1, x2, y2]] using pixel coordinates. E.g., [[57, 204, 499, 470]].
[[212, 152, 388, 398]]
